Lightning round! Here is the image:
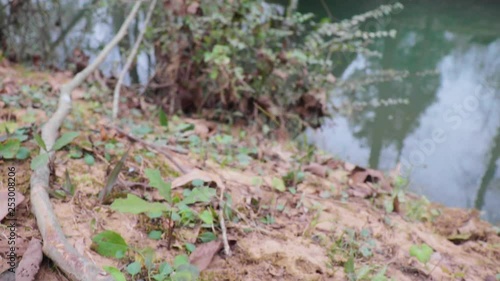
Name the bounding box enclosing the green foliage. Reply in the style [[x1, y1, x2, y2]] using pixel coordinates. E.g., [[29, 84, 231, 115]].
[[145, 168, 173, 204], [153, 1, 403, 132], [28, 131, 80, 170], [99, 150, 130, 201], [111, 194, 169, 214], [84, 153, 95, 166], [409, 243, 433, 264], [0, 138, 20, 159], [271, 177, 286, 192], [126, 261, 142, 276], [329, 228, 387, 280], [159, 109, 169, 127], [91, 230, 129, 259], [148, 230, 163, 240], [103, 266, 127, 281], [52, 132, 80, 151]]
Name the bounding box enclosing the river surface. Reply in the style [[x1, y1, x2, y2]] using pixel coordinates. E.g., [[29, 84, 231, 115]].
[[4, 0, 499, 223], [298, 0, 500, 223]]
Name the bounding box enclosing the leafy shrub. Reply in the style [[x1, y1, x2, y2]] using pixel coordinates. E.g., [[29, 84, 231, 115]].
[[150, 0, 402, 132]]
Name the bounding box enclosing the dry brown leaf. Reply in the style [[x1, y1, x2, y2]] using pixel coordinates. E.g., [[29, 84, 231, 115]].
[[343, 162, 356, 172], [188, 240, 223, 271], [348, 166, 392, 197], [172, 169, 224, 189], [15, 238, 43, 281], [321, 158, 342, 170], [0, 191, 25, 222], [304, 163, 328, 178]]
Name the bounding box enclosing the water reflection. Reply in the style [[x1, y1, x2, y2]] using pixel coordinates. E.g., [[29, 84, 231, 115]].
[[309, 4, 500, 223]]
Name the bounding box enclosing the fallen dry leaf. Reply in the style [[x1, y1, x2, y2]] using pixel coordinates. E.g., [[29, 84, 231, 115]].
[[15, 238, 43, 281], [0, 191, 25, 222], [304, 163, 328, 178], [347, 166, 392, 198], [343, 162, 356, 172], [188, 240, 223, 271], [172, 169, 224, 189]]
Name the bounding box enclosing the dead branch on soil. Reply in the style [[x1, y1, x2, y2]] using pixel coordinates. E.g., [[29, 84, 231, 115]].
[[112, 0, 157, 120], [104, 124, 188, 174], [218, 184, 231, 257], [29, 1, 144, 281]]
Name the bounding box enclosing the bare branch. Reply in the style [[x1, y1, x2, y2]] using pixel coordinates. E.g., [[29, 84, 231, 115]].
[[113, 0, 157, 120]]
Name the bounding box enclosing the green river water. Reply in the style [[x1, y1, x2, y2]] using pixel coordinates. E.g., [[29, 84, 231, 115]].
[[297, 0, 500, 223]]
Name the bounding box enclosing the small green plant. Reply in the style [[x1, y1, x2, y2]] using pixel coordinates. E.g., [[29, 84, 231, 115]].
[[409, 243, 433, 265], [30, 131, 80, 170], [110, 168, 216, 248], [94, 230, 200, 280], [260, 214, 275, 225], [329, 228, 382, 280], [0, 127, 32, 160]]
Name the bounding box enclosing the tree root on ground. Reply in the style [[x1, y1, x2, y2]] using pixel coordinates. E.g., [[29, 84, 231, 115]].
[[29, 1, 144, 280]]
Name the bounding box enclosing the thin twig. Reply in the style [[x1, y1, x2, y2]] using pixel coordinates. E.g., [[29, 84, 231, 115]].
[[219, 186, 231, 256], [105, 125, 188, 174], [113, 0, 157, 119], [29, 2, 144, 281]]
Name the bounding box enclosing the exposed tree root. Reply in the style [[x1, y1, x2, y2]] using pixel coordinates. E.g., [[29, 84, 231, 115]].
[[29, 1, 144, 280]]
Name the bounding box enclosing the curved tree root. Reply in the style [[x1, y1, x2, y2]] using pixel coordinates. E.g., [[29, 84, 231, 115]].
[[29, 1, 144, 280]]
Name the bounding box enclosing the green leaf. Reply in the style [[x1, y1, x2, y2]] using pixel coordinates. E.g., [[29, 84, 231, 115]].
[[91, 230, 128, 259], [409, 243, 433, 264], [199, 210, 214, 225], [34, 133, 47, 151], [99, 150, 129, 202], [158, 262, 173, 276], [159, 109, 169, 127], [103, 266, 126, 281], [31, 152, 49, 170], [182, 187, 216, 205], [132, 125, 152, 137], [344, 256, 354, 274], [198, 231, 217, 243], [52, 132, 80, 151], [148, 230, 162, 240], [0, 121, 17, 134], [0, 139, 20, 159], [15, 147, 30, 160], [69, 147, 83, 158], [84, 153, 95, 166], [185, 243, 196, 253], [110, 194, 169, 214], [173, 254, 190, 269], [126, 261, 141, 276], [191, 179, 204, 187], [172, 264, 200, 281], [63, 169, 75, 195], [141, 247, 156, 270], [175, 123, 195, 133], [153, 262, 173, 280], [271, 177, 286, 192], [145, 168, 172, 204]]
